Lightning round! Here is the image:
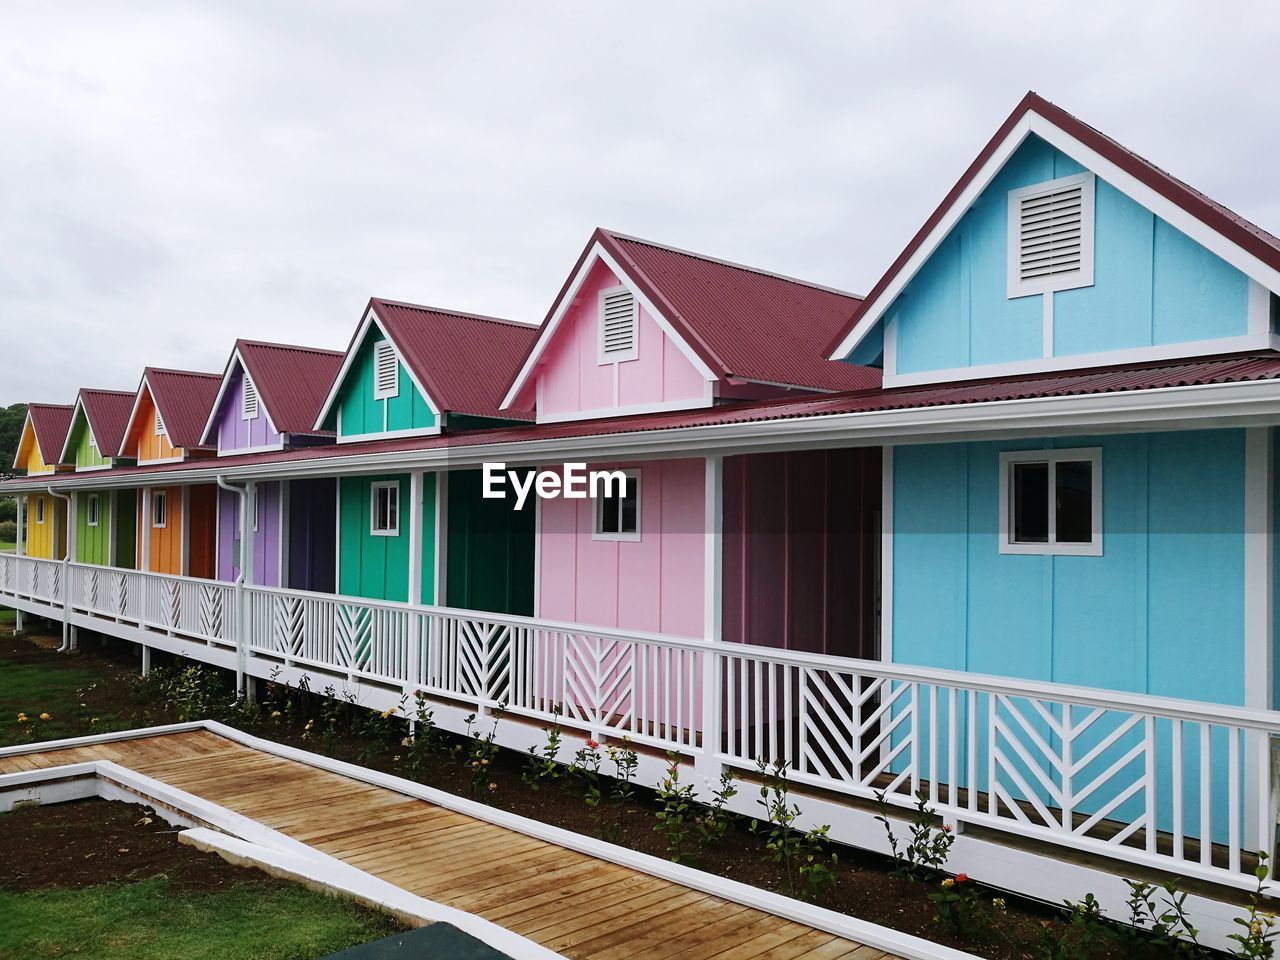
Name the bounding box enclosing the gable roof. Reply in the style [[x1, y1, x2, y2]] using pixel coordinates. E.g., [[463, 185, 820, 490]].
[[201, 340, 344, 444], [121, 368, 222, 455], [15, 403, 74, 470], [827, 91, 1280, 360], [503, 228, 881, 408], [314, 299, 540, 429], [59, 389, 137, 463]]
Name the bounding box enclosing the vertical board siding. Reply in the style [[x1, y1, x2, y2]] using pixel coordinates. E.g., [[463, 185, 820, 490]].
[[113, 490, 136, 570], [537, 260, 707, 419], [146, 486, 184, 575], [287, 477, 336, 594], [23, 494, 64, 559], [215, 367, 283, 451], [68, 413, 109, 470], [892, 136, 1249, 376], [75, 491, 111, 566], [216, 482, 282, 586], [132, 391, 180, 462], [338, 473, 436, 603], [722, 448, 881, 658], [187, 485, 218, 580], [333, 330, 436, 439], [537, 458, 704, 637], [445, 469, 535, 616]]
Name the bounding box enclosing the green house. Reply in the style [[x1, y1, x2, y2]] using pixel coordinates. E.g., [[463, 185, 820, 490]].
[[59, 389, 139, 569], [314, 299, 539, 614]]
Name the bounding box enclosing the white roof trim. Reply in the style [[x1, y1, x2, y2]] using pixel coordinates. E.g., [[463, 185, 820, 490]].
[[57, 396, 95, 466], [829, 109, 1280, 361], [499, 241, 717, 411], [199, 348, 281, 446], [311, 306, 442, 433]]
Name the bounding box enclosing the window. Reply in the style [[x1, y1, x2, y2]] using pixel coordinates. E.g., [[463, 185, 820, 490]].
[[1007, 172, 1095, 298], [999, 449, 1101, 556], [370, 481, 399, 536], [593, 470, 640, 541], [242, 375, 259, 420], [598, 287, 638, 363], [34, 497, 45, 525], [86, 494, 100, 528], [373, 340, 399, 400], [151, 490, 167, 529]]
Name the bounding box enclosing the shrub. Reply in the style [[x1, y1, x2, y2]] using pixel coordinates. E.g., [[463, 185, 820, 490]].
[[0, 520, 16, 544]]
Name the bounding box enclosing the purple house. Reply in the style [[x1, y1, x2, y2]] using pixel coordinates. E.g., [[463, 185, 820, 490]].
[[200, 339, 344, 591]]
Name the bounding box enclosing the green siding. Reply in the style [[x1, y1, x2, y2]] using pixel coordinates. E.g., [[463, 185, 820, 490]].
[[68, 412, 109, 470], [75, 491, 111, 566], [338, 473, 437, 604], [446, 470, 534, 616], [329, 329, 437, 440], [114, 490, 136, 570]]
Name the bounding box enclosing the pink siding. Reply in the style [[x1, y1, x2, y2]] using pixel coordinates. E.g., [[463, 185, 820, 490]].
[[536, 458, 704, 638], [537, 261, 707, 419], [215, 367, 283, 452]]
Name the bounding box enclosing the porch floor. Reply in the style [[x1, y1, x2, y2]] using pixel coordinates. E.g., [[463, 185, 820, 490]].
[[0, 730, 902, 960]]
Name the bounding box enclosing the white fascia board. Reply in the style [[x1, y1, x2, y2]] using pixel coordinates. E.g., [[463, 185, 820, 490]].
[[830, 110, 1280, 361], [500, 242, 717, 411], [56, 396, 89, 465], [14, 376, 1280, 492], [200, 350, 282, 446]]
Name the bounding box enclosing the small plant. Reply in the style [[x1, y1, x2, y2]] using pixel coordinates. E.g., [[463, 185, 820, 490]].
[[1228, 852, 1279, 959], [696, 768, 738, 849], [928, 873, 988, 941], [653, 752, 697, 862], [606, 739, 639, 842], [571, 738, 609, 838], [874, 789, 954, 887], [404, 692, 440, 780], [752, 758, 836, 900], [523, 707, 564, 790], [463, 708, 503, 798], [152, 664, 233, 722], [1035, 893, 1110, 960]]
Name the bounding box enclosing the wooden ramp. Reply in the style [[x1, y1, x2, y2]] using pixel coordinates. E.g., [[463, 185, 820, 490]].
[[0, 731, 907, 960]]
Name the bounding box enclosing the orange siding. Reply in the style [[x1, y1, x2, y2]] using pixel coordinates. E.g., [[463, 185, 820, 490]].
[[128, 390, 181, 463], [146, 486, 184, 575], [187, 485, 217, 580]]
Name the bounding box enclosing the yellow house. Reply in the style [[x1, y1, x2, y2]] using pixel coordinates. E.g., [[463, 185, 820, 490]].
[[12, 403, 74, 559]]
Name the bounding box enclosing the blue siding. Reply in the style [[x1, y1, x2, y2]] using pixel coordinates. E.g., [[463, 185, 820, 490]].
[[889, 136, 1250, 376]]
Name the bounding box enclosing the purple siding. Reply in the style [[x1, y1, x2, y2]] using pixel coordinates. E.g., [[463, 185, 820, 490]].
[[215, 366, 283, 453], [217, 481, 282, 587]]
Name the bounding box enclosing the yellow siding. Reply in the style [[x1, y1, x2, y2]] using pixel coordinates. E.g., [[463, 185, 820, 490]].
[[24, 493, 66, 559], [16, 421, 53, 475]]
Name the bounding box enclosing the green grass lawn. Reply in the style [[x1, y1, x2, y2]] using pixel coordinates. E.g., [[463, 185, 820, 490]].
[[0, 877, 400, 960], [0, 541, 14, 553]]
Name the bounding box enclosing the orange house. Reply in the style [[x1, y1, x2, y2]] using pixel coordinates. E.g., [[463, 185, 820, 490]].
[[118, 369, 222, 578], [11, 403, 74, 560]]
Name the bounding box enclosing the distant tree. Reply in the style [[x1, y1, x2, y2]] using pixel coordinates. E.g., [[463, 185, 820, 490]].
[[0, 403, 27, 479], [0, 498, 13, 523]]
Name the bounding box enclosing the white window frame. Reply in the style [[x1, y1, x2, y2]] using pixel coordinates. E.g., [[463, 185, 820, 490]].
[[998, 447, 1102, 557], [597, 285, 639, 365], [86, 493, 100, 528], [592, 468, 641, 542], [1007, 171, 1096, 299], [34, 497, 45, 525], [151, 490, 168, 529], [242, 375, 260, 421], [373, 340, 400, 400], [369, 480, 400, 537]]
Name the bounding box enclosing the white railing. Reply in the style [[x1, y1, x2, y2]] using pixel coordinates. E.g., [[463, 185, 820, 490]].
[[2, 553, 1278, 890]]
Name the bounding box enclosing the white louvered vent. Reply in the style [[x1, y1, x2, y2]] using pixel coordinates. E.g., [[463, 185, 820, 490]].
[[373, 340, 399, 399], [242, 376, 259, 420], [599, 287, 638, 362], [154, 410, 164, 436], [1008, 172, 1095, 298]]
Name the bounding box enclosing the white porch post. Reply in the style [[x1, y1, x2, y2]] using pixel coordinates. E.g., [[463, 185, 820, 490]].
[[140, 487, 151, 573], [697, 455, 724, 783], [13, 494, 23, 634], [1244, 426, 1274, 854], [407, 470, 424, 701], [180, 485, 191, 576]]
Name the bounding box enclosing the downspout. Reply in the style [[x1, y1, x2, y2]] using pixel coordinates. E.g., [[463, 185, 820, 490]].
[[48, 485, 73, 652], [216, 475, 249, 694]]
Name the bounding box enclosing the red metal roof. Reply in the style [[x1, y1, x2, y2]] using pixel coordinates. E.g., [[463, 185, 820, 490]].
[[144, 368, 223, 450], [236, 340, 344, 436], [826, 91, 1280, 357], [26, 403, 74, 464], [78, 389, 137, 459], [370, 299, 539, 421], [600, 230, 880, 393], [12, 352, 1277, 488]]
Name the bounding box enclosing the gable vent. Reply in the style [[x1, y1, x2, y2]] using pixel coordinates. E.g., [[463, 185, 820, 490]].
[[154, 410, 164, 435], [242, 376, 259, 420], [1008, 172, 1095, 298], [599, 288, 638, 361], [373, 340, 399, 399]]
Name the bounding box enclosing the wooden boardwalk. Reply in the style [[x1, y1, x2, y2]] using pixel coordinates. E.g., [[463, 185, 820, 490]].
[[0, 731, 905, 960]]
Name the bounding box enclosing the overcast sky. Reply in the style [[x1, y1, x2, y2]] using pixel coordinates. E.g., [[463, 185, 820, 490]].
[[1, 2, 1277, 405]]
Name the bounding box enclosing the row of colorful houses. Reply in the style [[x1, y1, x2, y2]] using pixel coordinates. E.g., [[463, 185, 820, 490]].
[[7, 92, 1280, 921]]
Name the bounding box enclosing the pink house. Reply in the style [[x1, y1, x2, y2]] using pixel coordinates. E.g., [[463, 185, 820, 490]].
[[503, 229, 881, 648]]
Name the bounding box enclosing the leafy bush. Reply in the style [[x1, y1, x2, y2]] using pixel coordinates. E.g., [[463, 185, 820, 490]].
[[0, 520, 16, 543]]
